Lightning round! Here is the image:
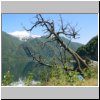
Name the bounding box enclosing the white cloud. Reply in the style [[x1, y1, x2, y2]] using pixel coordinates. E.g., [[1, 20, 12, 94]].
[[8, 31, 41, 41]]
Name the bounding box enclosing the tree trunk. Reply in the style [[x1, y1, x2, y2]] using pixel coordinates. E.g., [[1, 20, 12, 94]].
[[54, 35, 89, 73]]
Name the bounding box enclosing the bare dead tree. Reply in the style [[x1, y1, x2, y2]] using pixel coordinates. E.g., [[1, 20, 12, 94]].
[[24, 14, 89, 73]]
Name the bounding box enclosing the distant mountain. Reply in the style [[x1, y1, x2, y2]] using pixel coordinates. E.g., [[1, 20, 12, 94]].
[[2, 31, 83, 81], [76, 35, 98, 61]]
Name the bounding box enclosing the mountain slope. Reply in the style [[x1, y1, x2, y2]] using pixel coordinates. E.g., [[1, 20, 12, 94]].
[[2, 31, 83, 81], [76, 35, 98, 61], [2, 31, 27, 80], [2, 31, 22, 57]]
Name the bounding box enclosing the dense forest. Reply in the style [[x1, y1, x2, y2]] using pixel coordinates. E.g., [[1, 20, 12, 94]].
[[77, 36, 98, 61]]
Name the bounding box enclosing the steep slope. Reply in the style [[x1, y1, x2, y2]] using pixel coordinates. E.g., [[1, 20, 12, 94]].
[[76, 35, 98, 61], [2, 31, 27, 80], [2, 31, 22, 57]]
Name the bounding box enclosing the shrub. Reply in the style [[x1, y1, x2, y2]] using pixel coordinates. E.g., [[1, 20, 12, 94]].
[[39, 65, 81, 86], [83, 67, 97, 79], [24, 72, 33, 86], [65, 71, 79, 85], [2, 70, 13, 86]]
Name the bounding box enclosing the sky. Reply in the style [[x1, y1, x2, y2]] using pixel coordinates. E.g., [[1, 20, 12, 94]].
[[2, 14, 98, 44]]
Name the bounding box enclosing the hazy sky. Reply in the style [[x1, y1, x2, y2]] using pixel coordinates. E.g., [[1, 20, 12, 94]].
[[2, 14, 98, 44]]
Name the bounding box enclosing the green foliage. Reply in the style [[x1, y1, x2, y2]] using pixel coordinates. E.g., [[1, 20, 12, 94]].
[[39, 64, 80, 86], [39, 63, 98, 86], [39, 67, 49, 84], [24, 72, 33, 86], [77, 35, 98, 61], [50, 66, 80, 86], [47, 66, 66, 86], [85, 57, 91, 65], [65, 71, 79, 85], [83, 67, 98, 79], [49, 66, 64, 79], [2, 70, 13, 86], [76, 45, 87, 57]]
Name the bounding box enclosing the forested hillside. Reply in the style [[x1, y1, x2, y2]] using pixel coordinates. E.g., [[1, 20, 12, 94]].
[[77, 35, 98, 61], [2, 31, 82, 81]]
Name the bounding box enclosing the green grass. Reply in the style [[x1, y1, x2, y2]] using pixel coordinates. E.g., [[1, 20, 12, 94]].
[[36, 65, 98, 86]]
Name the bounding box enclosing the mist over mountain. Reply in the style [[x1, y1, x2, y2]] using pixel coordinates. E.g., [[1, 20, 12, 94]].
[[8, 31, 41, 41]]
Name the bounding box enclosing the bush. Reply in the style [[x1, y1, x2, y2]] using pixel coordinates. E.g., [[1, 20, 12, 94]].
[[83, 67, 98, 79], [39, 65, 81, 86], [36, 59, 98, 86], [65, 71, 79, 85], [49, 66, 64, 79], [85, 57, 91, 65], [2, 70, 13, 86], [24, 72, 33, 86]]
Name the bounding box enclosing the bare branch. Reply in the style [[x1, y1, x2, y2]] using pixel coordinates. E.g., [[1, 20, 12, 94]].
[[24, 14, 89, 74], [42, 39, 56, 49], [33, 54, 53, 67], [22, 45, 53, 67]]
